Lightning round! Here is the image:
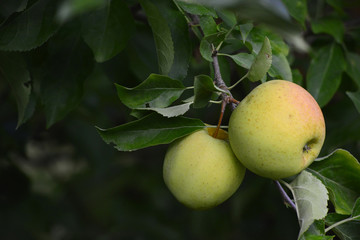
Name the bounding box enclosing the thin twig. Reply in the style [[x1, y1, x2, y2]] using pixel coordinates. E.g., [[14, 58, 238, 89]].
[[211, 48, 238, 110], [274, 180, 296, 211]]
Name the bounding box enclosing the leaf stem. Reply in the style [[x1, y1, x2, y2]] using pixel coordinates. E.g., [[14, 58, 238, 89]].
[[209, 100, 222, 104], [228, 72, 248, 90], [216, 23, 237, 51], [325, 216, 357, 233], [275, 180, 297, 211]]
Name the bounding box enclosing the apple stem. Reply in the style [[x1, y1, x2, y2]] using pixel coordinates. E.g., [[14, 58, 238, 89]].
[[274, 180, 297, 211], [213, 100, 227, 138]]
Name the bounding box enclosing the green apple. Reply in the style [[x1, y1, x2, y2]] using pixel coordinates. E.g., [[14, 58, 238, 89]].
[[163, 128, 246, 210], [228, 80, 325, 179]]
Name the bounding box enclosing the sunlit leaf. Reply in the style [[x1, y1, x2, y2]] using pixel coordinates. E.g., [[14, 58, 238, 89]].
[[287, 171, 328, 239], [96, 113, 205, 151]]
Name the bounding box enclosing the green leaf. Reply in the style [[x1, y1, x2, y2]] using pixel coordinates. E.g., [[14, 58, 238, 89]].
[[155, 0, 191, 80], [176, 1, 217, 17], [311, 17, 345, 43], [139, 0, 174, 75], [308, 149, 360, 215], [223, 53, 254, 69], [39, 26, 94, 128], [301, 220, 335, 240], [0, 52, 34, 128], [135, 102, 192, 118], [238, 23, 253, 43], [81, 0, 135, 62], [345, 52, 360, 88], [248, 36, 272, 82], [0, 0, 27, 21], [200, 38, 213, 62], [216, 55, 232, 86], [96, 113, 205, 151], [346, 91, 360, 114], [216, 9, 237, 27], [287, 171, 329, 239], [246, 27, 289, 56], [292, 69, 303, 85], [268, 53, 292, 81], [306, 43, 345, 107], [302, 235, 334, 240], [325, 213, 360, 240], [0, 0, 60, 51], [115, 74, 185, 109], [325, 0, 344, 15], [193, 75, 221, 108], [56, 0, 105, 22], [352, 198, 360, 219], [180, 0, 305, 50], [199, 15, 218, 36], [281, 0, 307, 28], [126, 25, 158, 81]]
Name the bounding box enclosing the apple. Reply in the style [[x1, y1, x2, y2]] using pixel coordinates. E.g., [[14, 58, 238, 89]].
[[228, 80, 325, 179], [163, 128, 246, 210]]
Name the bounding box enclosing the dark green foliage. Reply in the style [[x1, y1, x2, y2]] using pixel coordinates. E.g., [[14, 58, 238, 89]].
[[1, 0, 360, 239]]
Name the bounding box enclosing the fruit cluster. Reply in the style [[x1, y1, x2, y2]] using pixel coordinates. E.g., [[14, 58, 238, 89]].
[[163, 80, 326, 209]]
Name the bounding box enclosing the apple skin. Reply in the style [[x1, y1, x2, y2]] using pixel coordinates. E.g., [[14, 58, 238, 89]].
[[163, 128, 246, 210], [228, 80, 325, 180]]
